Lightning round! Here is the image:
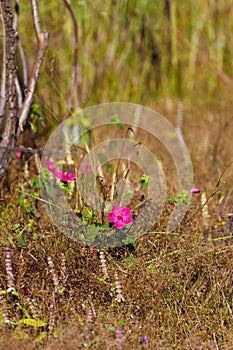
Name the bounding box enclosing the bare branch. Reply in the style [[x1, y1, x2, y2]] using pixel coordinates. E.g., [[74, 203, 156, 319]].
[[18, 39, 28, 90], [13, 1, 28, 91], [31, 0, 43, 39], [15, 76, 23, 109], [18, 0, 49, 132], [13, 1, 27, 109], [63, 0, 79, 119], [13, 0, 19, 30]]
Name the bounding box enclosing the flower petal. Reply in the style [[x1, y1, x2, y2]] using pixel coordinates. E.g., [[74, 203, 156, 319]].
[[142, 335, 148, 343], [64, 173, 76, 181], [16, 150, 23, 159], [108, 206, 132, 228], [121, 207, 131, 216], [112, 205, 121, 213], [123, 216, 132, 225], [46, 159, 55, 172], [115, 220, 125, 229], [108, 212, 117, 223], [52, 170, 63, 180], [189, 188, 201, 193]]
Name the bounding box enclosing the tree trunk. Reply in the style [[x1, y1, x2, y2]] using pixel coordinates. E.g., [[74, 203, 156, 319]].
[[0, 0, 18, 181]]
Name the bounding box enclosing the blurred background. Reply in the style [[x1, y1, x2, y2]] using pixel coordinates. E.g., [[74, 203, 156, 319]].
[[18, 0, 233, 113]]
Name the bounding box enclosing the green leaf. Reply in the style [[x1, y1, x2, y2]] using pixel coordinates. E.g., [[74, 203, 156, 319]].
[[110, 285, 116, 298], [140, 175, 149, 189], [11, 291, 20, 298], [18, 318, 47, 327], [164, 130, 177, 139], [29, 176, 41, 189], [79, 132, 91, 145], [124, 222, 133, 229], [0, 310, 4, 323], [17, 233, 27, 246], [59, 182, 71, 194], [0, 290, 7, 295], [98, 276, 108, 284], [109, 140, 117, 150], [106, 114, 123, 129], [13, 223, 22, 234], [166, 195, 177, 203], [29, 121, 37, 134], [28, 219, 35, 227], [34, 331, 47, 342], [118, 319, 126, 326], [122, 192, 133, 200], [4, 237, 10, 245], [98, 152, 107, 163], [12, 329, 30, 340], [122, 236, 135, 245], [106, 163, 114, 173], [80, 115, 91, 128], [123, 256, 135, 267], [177, 189, 189, 205]]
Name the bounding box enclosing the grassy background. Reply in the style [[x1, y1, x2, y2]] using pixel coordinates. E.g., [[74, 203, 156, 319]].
[[1, 0, 233, 349], [18, 0, 233, 113]]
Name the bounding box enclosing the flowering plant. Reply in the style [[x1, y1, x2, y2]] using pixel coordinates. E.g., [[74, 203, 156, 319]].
[[46, 159, 76, 182], [107, 205, 133, 229]]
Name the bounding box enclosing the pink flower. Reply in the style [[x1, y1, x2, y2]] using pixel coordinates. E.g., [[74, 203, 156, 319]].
[[62, 173, 76, 181], [189, 188, 201, 193], [90, 246, 96, 255], [108, 205, 133, 229], [52, 170, 76, 182], [46, 159, 76, 182], [46, 159, 55, 172], [16, 150, 23, 159]]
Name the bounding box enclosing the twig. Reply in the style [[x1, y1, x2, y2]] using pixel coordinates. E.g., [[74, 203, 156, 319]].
[[221, 182, 233, 214], [0, 144, 86, 156], [15, 75, 23, 109], [212, 333, 220, 350], [13, 0, 19, 30], [217, 282, 233, 320], [186, 162, 233, 224], [13, 1, 27, 109], [17, 39, 28, 91], [18, 0, 49, 132]]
